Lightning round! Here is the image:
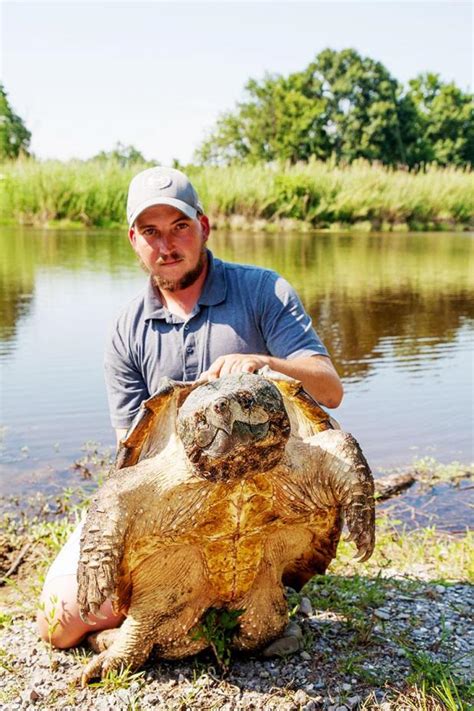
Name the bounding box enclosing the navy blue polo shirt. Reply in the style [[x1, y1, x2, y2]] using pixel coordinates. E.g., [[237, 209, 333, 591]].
[[104, 251, 328, 429]]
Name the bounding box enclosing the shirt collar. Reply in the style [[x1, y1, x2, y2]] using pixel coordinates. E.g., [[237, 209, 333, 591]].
[[143, 249, 227, 321]]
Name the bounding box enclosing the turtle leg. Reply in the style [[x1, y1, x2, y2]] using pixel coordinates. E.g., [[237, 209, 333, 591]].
[[78, 473, 173, 622], [232, 528, 312, 652], [87, 628, 121, 653], [80, 612, 155, 686], [80, 544, 212, 683], [281, 430, 375, 562]]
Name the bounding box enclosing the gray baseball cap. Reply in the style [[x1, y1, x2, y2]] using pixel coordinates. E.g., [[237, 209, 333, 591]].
[[127, 167, 204, 226]]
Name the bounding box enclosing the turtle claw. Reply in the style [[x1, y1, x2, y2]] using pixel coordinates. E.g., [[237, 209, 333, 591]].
[[78, 601, 108, 625], [79, 610, 94, 625], [79, 650, 124, 686], [344, 498, 375, 562], [89, 603, 108, 620]]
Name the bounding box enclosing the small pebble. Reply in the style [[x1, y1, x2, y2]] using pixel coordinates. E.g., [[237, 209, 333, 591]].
[[294, 689, 308, 704], [262, 635, 300, 657], [299, 597, 313, 616], [284, 621, 303, 640], [300, 650, 312, 661], [374, 609, 390, 620]]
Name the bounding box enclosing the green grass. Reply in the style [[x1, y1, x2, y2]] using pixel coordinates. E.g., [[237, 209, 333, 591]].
[[330, 515, 474, 583], [412, 457, 473, 490], [1, 157, 472, 230], [88, 666, 145, 692]]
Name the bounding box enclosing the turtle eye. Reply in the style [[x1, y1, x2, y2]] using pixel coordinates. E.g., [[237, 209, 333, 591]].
[[240, 395, 253, 410]]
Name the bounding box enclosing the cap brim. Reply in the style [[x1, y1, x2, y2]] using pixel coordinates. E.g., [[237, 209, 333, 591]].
[[128, 197, 197, 226]]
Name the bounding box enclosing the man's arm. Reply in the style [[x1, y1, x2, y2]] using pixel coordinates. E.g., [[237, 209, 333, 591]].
[[201, 353, 343, 408]]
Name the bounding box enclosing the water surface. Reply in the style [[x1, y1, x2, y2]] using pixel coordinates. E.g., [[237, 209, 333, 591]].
[[0, 227, 472, 527]]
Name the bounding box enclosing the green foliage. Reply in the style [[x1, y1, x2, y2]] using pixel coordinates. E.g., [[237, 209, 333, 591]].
[[91, 142, 151, 168], [2, 158, 470, 230], [196, 49, 473, 168], [0, 647, 15, 674], [407, 73, 474, 166], [0, 84, 31, 160], [88, 666, 145, 692], [404, 649, 474, 710], [192, 607, 244, 670]]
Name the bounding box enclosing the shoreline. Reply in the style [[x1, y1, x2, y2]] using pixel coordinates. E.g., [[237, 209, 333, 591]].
[[0, 468, 472, 710], [1, 216, 472, 234]]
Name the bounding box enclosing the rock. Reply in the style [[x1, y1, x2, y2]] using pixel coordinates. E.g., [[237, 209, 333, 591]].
[[347, 695, 361, 708], [262, 635, 300, 657], [341, 682, 352, 691], [178, 673, 186, 683], [37, 653, 52, 668], [21, 689, 41, 704], [116, 689, 130, 703], [374, 609, 390, 620], [284, 621, 303, 640], [435, 585, 446, 594], [293, 689, 308, 705], [300, 650, 312, 661], [302, 702, 317, 711], [299, 597, 313, 616]]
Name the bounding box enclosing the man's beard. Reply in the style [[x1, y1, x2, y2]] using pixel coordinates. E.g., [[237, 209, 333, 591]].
[[149, 248, 208, 292]]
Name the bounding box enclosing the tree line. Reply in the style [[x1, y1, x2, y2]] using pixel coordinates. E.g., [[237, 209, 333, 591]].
[[1, 49, 473, 168], [196, 48, 473, 168]]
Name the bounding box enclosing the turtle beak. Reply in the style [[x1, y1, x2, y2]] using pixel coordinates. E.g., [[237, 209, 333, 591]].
[[205, 397, 234, 435]]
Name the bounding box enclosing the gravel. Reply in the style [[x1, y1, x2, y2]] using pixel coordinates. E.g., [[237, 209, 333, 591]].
[[1, 577, 472, 709]]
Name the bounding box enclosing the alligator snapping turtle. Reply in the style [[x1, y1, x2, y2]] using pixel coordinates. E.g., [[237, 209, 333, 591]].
[[78, 372, 374, 683]]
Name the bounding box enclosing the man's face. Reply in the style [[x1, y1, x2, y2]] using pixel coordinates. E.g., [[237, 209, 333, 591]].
[[129, 204, 210, 292]]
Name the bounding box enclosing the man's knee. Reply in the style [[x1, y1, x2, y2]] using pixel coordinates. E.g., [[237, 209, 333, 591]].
[[37, 575, 84, 648], [37, 575, 124, 649]]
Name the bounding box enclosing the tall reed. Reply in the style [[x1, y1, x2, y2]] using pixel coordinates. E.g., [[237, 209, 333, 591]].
[[1, 158, 472, 230]]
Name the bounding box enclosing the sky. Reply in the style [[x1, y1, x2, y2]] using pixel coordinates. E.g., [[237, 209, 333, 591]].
[[1, 1, 472, 165]]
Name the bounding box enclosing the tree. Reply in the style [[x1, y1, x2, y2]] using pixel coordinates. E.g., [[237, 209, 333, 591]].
[[196, 50, 473, 168], [196, 49, 409, 166], [197, 71, 332, 164], [406, 73, 474, 166], [0, 84, 31, 160], [91, 142, 148, 167], [313, 48, 413, 165]]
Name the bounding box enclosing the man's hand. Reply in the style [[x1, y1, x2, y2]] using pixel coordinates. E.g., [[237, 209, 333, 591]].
[[200, 353, 343, 409], [200, 354, 270, 380]]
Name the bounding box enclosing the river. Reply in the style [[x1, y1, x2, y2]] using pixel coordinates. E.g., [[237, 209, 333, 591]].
[[0, 227, 472, 528]]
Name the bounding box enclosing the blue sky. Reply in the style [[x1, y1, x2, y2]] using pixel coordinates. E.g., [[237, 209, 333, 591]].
[[1, 1, 472, 164]]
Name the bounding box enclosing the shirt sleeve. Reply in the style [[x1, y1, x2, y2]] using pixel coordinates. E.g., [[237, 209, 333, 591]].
[[257, 271, 329, 359], [103, 319, 150, 430]]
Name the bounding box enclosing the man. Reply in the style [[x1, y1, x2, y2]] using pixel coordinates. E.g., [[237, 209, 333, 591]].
[[37, 167, 343, 649]]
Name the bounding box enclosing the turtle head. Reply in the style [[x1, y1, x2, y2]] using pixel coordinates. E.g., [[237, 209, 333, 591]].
[[176, 373, 291, 481]]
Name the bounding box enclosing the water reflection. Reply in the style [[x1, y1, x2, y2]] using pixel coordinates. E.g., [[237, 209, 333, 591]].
[[0, 226, 472, 518], [1, 228, 473, 375]]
